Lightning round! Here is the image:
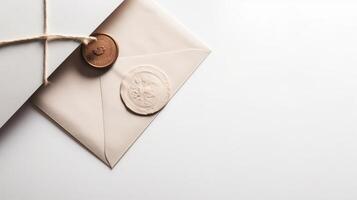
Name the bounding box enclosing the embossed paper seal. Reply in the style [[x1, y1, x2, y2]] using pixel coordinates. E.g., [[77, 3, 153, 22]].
[[120, 66, 171, 116]]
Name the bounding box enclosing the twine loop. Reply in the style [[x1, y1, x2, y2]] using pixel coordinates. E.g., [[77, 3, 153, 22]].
[[0, 0, 95, 85]]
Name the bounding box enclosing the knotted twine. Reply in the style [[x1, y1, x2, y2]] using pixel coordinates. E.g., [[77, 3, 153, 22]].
[[0, 0, 96, 85]]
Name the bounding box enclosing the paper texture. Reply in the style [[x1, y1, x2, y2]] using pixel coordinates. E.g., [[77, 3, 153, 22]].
[[32, 0, 210, 168], [0, 0, 123, 128]]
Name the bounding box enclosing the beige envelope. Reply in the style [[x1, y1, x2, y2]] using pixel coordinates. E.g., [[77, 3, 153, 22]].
[[32, 0, 210, 168]]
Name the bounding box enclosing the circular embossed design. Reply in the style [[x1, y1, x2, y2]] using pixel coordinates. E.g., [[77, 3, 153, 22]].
[[81, 33, 118, 69], [120, 66, 171, 116]]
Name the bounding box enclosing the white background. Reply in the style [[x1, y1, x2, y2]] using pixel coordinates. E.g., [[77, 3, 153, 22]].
[[1, 0, 357, 199]]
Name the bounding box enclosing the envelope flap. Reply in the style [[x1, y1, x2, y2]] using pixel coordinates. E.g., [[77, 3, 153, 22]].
[[100, 49, 210, 168], [0, 0, 124, 128]]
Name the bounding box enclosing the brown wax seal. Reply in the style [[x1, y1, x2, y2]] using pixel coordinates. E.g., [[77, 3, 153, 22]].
[[81, 33, 118, 69], [120, 66, 171, 116]]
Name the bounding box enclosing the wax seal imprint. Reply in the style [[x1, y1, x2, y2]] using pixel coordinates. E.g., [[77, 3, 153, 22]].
[[81, 33, 118, 69], [120, 66, 171, 116]]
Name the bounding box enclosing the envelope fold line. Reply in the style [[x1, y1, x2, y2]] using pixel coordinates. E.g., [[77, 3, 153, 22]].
[[118, 48, 211, 60], [99, 77, 112, 168]]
